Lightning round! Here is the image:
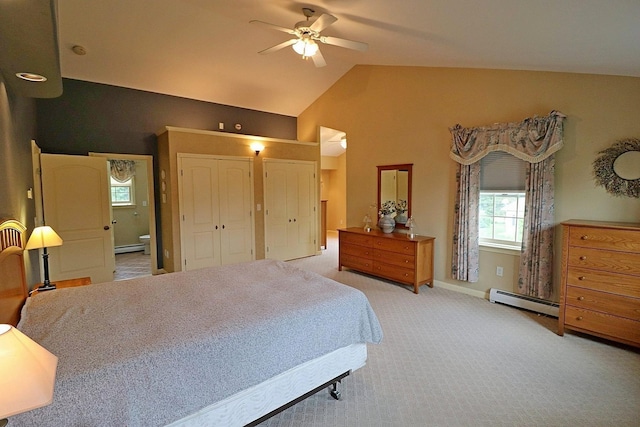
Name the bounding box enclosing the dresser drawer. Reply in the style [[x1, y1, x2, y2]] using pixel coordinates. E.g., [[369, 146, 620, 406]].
[[374, 248, 414, 269], [567, 247, 640, 276], [341, 253, 374, 273], [341, 243, 374, 259], [567, 267, 640, 298], [373, 262, 415, 284], [373, 237, 415, 255], [566, 286, 640, 321], [564, 306, 640, 345], [339, 231, 374, 247], [569, 226, 640, 252]]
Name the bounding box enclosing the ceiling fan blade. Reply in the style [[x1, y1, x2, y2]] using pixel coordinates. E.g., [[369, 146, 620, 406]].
[[320, 36, 368, 52], [310, 13, 337, 32], [258, 38, 297, 55], [250, 20, 296, 35], [311, 49, 327, 68]]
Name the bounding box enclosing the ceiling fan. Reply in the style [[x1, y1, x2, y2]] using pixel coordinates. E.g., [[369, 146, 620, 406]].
[[250, 8, 368, 67]]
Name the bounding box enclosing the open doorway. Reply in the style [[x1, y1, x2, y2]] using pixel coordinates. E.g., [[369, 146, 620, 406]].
[[319, 126, 347, 240], [90, 153, 159, 279]]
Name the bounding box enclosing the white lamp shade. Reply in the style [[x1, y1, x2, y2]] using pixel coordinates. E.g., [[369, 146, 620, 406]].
[[25, 226, 62, 250], [0, 324, 58, 418], [292, 39, 318, 57]]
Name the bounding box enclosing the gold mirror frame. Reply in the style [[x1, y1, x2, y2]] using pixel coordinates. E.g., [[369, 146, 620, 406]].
[[593, 138, 640, 198], [377, 164, 413, 227]]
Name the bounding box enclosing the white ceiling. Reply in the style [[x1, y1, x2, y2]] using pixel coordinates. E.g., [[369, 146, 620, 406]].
[[57, 0, 640, 119]]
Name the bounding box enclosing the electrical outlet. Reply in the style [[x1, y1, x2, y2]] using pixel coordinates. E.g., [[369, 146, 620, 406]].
[[496, 266, 504, 277]]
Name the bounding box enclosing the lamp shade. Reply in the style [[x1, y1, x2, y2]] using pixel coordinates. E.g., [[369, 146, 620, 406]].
[[292, 39, 318, 57], [0, 324, 58, 418], [25, 226, 62, 250]]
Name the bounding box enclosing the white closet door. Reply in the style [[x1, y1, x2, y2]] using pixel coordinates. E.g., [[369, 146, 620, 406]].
[[264, 160, 317, 261], [218, 159, 253, 265], [292, 162, 317, 258], [179, 156, 221, 270]]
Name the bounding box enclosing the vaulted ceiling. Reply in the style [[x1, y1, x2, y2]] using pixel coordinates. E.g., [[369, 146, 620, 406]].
[[3, 1, 640, 117]]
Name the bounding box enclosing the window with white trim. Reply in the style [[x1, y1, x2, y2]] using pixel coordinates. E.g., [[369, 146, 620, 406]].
[[479, 151, 526, 250], [110, 176, 135, 206]]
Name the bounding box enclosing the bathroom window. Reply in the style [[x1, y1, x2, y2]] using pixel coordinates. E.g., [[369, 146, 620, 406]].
[[111, 176, 135, 206]]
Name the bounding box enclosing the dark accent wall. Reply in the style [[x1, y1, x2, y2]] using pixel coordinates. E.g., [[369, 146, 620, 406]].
[[35, 78, 297, 156], [0, 74, 40, 285], [35, 78, 297, 270]]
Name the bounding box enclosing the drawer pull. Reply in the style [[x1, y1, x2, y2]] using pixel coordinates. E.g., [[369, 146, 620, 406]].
[[578, 276, 586, 280], [580, 235, 588, 240], [576, 316, 583, 321], [577, 296, 584, 301], [579, 256, 587, 260]]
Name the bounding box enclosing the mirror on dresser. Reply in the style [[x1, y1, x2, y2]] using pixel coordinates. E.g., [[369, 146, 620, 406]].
[[377, 164, 413, 227]]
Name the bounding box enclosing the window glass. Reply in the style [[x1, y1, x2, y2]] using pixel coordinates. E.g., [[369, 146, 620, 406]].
[[110, 176, 135, 206]]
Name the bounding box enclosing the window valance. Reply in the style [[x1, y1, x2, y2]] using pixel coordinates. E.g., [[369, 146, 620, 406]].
[[110, 159, 136, 182], [449, 110, 566, 165]]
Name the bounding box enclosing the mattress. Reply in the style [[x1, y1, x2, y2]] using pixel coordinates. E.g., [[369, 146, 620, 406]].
[[14, 259, 382, 426]]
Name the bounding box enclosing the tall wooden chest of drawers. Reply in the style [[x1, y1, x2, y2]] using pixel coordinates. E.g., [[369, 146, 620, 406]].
[[338, 227, 435, 294], [559, 220, 640, 347]]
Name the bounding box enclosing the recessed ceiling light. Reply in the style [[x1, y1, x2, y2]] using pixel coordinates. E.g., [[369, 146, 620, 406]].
[[16, 72, 47, 82]]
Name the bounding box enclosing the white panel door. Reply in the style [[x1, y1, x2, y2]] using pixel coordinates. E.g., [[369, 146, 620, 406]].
[[293, 162, 317, 258], [41, 154, 115, 284], [179, 156, 221, 270], [179, 155, 253, 270], [264, 160, 317, 261], [218, 159, 253, 265]]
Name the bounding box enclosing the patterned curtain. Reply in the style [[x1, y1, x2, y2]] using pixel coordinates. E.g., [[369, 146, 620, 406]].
[[110, 160, 136, 182], [518, 156, 555, 299], [449, 111, 565, 297], [451, 162, 480, 282]]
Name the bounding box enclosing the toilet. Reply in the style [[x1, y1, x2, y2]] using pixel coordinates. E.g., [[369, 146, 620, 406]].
[[139, 234, 151, 255]]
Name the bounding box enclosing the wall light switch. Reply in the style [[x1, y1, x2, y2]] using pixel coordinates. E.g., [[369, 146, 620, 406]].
[[27, 188, 33, 199], [496, 266, 504, 277], [257, 203, 261, 211], [219, 122, 224, 130]]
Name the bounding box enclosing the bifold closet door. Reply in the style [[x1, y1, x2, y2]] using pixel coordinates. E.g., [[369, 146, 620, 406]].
[[179, 156, 222, 270], [179, 156, 253, 271], [264, 160, 317, 261]]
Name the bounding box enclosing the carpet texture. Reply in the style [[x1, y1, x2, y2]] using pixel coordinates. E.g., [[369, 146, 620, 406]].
[[264, 231, 640, 427]]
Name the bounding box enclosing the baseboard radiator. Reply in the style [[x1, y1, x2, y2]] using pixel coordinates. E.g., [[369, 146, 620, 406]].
[[114, 244, 145, 254], [489, 288, 559, 317]]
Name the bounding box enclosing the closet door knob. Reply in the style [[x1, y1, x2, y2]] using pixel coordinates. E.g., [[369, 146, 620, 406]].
[[579, 256, 587, 260]]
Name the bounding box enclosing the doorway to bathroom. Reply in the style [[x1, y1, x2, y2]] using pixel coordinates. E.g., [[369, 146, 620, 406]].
[[90, 152, 158, 280]]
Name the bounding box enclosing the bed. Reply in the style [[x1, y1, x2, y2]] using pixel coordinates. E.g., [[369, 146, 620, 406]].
[[0, 219, 383, 426]]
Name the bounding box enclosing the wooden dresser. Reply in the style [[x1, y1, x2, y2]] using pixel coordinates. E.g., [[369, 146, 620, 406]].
[[338, 227, 435, 294], [559, 220, 640, 347]]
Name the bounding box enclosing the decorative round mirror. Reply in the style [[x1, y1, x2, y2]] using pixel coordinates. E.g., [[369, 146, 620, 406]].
[[593, 138, 640, 198]]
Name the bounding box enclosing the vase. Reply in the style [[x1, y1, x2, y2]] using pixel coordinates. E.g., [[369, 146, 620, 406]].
[[378, 215, 395, 233], [395, 212, 408, 224]]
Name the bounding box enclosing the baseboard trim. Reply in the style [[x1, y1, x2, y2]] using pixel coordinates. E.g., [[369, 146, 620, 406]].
[[114, 244, 145, 254], [432, 279, 488, 300]]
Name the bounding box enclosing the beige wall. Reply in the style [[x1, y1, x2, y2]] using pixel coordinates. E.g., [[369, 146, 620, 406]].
[[321, 152, 347, 230], [158, 127, 320, 272], [298, 66, 640, 300]]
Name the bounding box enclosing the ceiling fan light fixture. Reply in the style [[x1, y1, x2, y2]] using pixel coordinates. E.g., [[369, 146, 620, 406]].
[[292, 39, 318, 58]]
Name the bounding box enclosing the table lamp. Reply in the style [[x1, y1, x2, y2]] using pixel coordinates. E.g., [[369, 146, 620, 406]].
[[25, 226, 63, 292], [0, 324, 58, 426]]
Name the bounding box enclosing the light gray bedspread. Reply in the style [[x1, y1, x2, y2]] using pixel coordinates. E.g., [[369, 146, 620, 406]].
[[14, 259, 382, 426]]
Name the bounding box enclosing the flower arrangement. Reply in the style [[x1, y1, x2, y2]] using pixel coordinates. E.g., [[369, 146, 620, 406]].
[[378, 201, 396, 216], [396, 199, 408, 214]]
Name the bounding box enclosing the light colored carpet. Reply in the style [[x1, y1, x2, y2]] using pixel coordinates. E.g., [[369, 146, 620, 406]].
[[265, 231, 640, 427]]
